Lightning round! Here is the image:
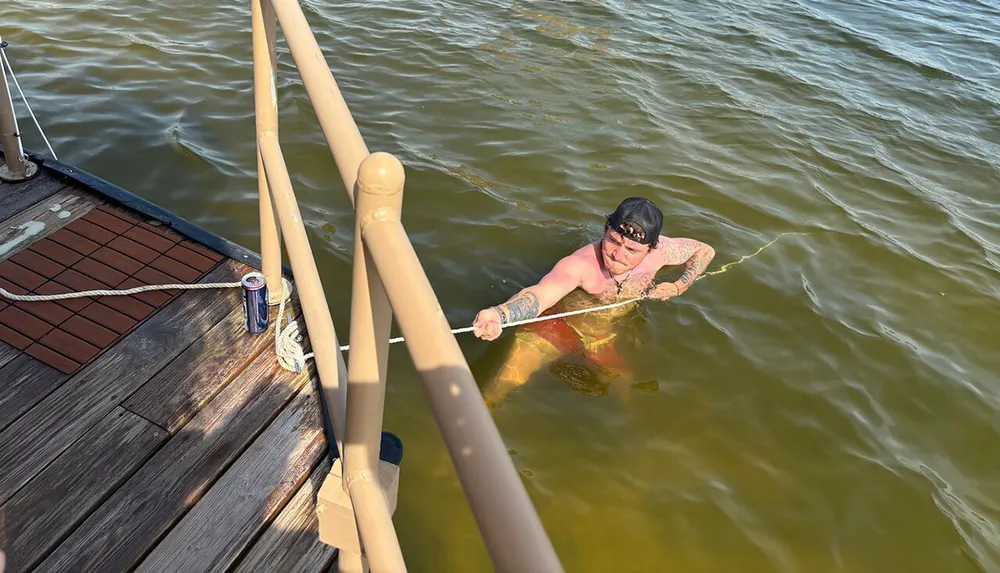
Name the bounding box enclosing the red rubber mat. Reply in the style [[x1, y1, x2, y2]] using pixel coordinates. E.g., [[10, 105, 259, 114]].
[[0, 205, 224, 374]]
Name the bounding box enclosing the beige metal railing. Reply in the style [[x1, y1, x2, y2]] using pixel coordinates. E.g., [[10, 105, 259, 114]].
[[251, 1, 564, 572], [0, 34, 39, 182]]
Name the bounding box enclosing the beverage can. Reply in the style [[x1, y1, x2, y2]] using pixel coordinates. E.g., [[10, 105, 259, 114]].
[[241, 272, 269, 334]]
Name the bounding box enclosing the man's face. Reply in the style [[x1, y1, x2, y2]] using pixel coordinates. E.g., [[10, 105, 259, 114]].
[[601, 228, 650, 275]]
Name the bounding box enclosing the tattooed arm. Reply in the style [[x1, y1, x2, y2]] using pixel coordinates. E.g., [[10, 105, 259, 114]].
[[473, 256, 583, 341], [647, 237, 716, 300]]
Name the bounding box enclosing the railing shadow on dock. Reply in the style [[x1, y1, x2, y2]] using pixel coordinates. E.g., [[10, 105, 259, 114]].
[[0, 257, 306, 573], [250, 0, 565, 572]]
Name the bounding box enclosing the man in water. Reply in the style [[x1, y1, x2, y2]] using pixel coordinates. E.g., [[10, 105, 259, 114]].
[[472, 197, 715, 405]]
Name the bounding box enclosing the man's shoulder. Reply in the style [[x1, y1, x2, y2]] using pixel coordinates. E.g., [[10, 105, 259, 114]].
[[551, 243, 599, 273], [568, 242, 601, 264], [573, 240, 601, 255]]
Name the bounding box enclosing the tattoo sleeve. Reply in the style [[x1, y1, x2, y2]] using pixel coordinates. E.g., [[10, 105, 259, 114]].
[[675, 247, 714, 292], [497, 290, 541, 323]]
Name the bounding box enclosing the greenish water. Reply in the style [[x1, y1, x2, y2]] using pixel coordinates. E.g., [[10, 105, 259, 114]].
[[5, 0, 1000, 571]]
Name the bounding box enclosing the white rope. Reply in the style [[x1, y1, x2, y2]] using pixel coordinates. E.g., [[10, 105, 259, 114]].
[[334, 231, 805, 351], [336, 296, 645, 352], [0, 280, 313, 374], [0, 233, 803, 370], [274, 278, 313, 373], [0, 278, 646, 363], [0, 282, 240, 301], [0, 44, 58, 160]]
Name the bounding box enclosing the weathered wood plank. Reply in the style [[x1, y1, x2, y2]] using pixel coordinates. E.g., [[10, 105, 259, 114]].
[[0, 260, 244, 506], [136, 381, 326, 573], [0, 354, 67, 433], [34, 332, 314, 573], [124, 292, 302, 433], [233, 457, 338, 573], [0, 342, 19, 370], [0, 407, 166, 573], [0, 187, 99, 261], [0, 172, 73, 225]]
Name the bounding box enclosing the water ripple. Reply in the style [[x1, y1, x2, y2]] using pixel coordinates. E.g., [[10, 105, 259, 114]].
[[5, 0, 1000, 570]]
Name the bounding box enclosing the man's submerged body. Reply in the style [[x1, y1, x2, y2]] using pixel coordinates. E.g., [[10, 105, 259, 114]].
[[473, 197, 716, 406]]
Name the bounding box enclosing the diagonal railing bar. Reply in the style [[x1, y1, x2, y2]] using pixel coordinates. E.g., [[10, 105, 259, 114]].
[[252, 1, 566, 572]]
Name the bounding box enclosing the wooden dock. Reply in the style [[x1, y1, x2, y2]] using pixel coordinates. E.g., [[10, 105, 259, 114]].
[[0, 159, 338, 572]]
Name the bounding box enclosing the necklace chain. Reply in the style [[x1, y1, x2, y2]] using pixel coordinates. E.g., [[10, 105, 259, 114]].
[[611, 269, 631, 297], [601, 243, 632, 298]]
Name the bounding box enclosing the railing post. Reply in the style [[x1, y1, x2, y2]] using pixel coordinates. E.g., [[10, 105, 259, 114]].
[[342, 152, 405, 572], [267, 0, 370, 206], [361, 223, 565, 572], [251, 0, 283, 303], [258, 132, 348, 455], [0, 36, 38, 183], [346, 151, 399, 477]]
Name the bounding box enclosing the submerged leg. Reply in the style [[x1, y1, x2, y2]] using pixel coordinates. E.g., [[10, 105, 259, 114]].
[[482, 330, 562, 408], [586, 339, 632, 381]]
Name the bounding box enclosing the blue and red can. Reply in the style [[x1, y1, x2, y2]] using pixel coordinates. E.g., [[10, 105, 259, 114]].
[[241, 272, 269, 334]]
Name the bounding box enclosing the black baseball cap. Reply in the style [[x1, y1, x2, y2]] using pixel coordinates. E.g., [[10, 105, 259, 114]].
[[606, 197, 663, 245]]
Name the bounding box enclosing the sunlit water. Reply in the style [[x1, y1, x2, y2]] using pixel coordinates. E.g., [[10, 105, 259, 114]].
[[4, 0, 1000, 570]]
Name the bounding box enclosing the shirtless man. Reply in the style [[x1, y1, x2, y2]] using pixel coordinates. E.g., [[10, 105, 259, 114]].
[[472, 196, 715, 405]]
